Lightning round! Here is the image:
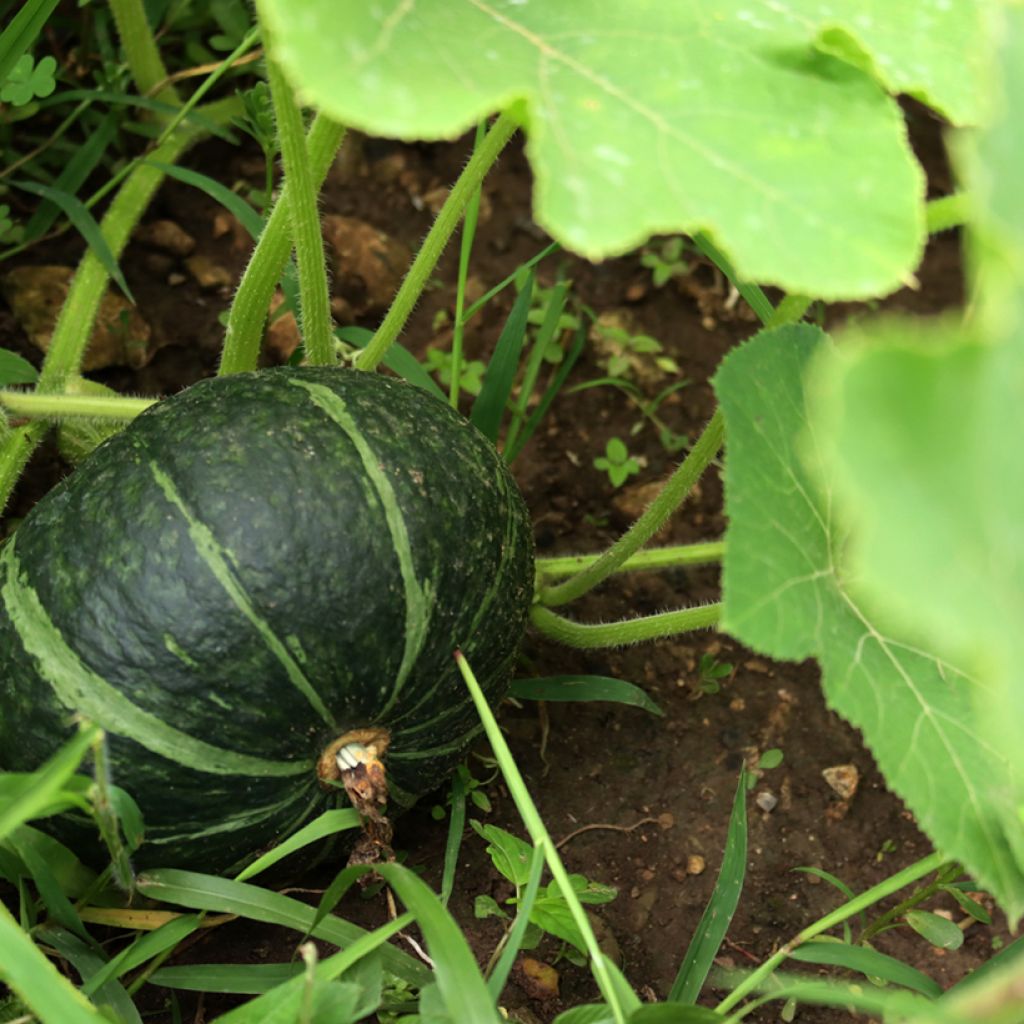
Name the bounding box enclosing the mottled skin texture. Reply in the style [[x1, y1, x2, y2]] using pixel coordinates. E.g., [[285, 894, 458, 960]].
[[0, 368, 534, 871]]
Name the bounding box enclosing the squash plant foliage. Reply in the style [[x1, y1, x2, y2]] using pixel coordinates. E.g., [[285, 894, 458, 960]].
[[252, 0, 1023, 922]]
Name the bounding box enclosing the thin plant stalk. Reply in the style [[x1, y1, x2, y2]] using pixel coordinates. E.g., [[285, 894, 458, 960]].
[[715, 851, 948, 1015], [530, 602, 721, 648], [219, 113, 347, 375], [355, 112, 518, 372], [463, 240, 561, 324], [450, 121, 486, 408], [262, 56, 334, 366], [536, 539, 724, 581], [456, 651, 630, 1024], [539, 408, 725, 607], [859, 862, 962, 943]]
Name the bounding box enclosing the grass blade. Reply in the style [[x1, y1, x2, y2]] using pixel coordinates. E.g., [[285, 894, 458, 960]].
[[0, 0, 60, 82], [146, 161, 265, 240], [151, 962, 303, 994], [504, 319, 586, 463], [23, 112, 119, 243], [668, 767, 748, 1003], [9, 179, 133, 301], [233, 808, 359, 883], [0, 902, 115, 1024], [337, 326, 445, 400], [136, 869, 430, 987], [462, 241, 561, 324], [470, 270, 534, 444], [510, 676, 663, 717], [788, 939, 941, 997], [0, 725, 99, 841], [441, 768, 468, 906]]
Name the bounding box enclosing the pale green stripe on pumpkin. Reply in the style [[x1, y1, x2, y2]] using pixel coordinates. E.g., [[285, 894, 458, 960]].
[[149, 463, 336, 730], [290, 379, 432, 713], [387, 723, 483, 760], [0, 544, 308, 779]]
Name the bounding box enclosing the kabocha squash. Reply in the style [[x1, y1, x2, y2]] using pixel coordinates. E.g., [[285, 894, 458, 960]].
[[0, 368, 534, 871]]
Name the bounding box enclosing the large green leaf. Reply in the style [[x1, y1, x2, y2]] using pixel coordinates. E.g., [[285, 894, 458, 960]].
[[801, 4, 1024, 921], [714, 324, 1024, 924], [254, 0, 991, 298]]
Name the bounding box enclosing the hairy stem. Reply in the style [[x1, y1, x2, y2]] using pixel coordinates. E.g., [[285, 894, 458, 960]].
[[536, 540, 724, 583], [0, 392, 155, 421], [219, 114, 347, 375], [539, 408, 725, 607], [262, 56, 334, 366], [108, 0, 179, 104], [355, 112, 518, 372], [530, 602, 721, 648]]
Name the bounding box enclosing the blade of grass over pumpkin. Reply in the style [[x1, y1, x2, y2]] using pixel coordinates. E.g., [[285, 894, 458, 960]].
[[39, 925, 143, 1024], [0, 724, 99, 841], [450, 120, 487, 409], [462, 241, 562, 324], [691, 231, 774, 326], [456, 651, 633, 1024], [788, 940, 941, 997], [510, 676, 663, 716], [336, 326, 445, 400], [487, 845, 545, 1000], [9, 179, 134, 302], [470, 270, 534, 444], [504, 319, 586, 464], [0, 0, 60, 82], [504, 278, 570, 455], [669, 767, 748, 1003], [441, 768, 468, 906], [136, 869, 430, 987], [9, 835, 91, 942], [213, 912, 411, 1024], [0, 903, 116, 1024], [147, 162, 265, 240], [233, 808, 360, 883]]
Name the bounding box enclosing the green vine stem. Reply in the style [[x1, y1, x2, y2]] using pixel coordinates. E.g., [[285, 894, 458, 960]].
[[108, 0, 179, 104], [538, 408, 725, 607], [536, 540, 724, 583], [456, 651, 629, 1024], [219, 113, 347, 375], [0, 392, 155, 421], [261, 54, 334, 367], [926, 193, 968, 234], [355, 112, 519, 373], [530, 602, 721, 648], [714, 851, 948, 1015]]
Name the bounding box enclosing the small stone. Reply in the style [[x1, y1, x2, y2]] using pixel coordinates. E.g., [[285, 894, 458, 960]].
[[657, 811, 675, 831], [134, 219, 195, 257], [822, 764, 860, 801], [686, 854, 706, 876], [2, 265, 154, 370], [640, 868, 656, 883], [756, 790, 779, 813], [185, 254, 234, 290], [612, 479, 663, 521], [167, 272, 187, 287], [517, 957, 559, 1001]]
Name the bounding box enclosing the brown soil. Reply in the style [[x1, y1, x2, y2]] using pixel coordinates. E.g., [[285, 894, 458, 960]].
[[0, 102, 1010, 1023]]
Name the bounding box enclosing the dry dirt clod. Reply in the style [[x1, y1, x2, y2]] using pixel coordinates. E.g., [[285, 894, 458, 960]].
[[264, 291, 301, 363], [322, 214, 411, 314], [185, 254, 234, 291], [2, 265, 155, 370], [822, 763, 860, 801], [134, 219, 196, 258], [517, 957, 560, 1001]]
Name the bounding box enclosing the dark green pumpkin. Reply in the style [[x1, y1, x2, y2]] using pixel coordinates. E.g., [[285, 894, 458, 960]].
[[0, 368, 533, 871]]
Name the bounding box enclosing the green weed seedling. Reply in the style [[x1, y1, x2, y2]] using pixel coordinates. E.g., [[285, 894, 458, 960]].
[[640, 236, 692, 288], [698, 652, 733, 694], [593, 435, 642, 488]]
